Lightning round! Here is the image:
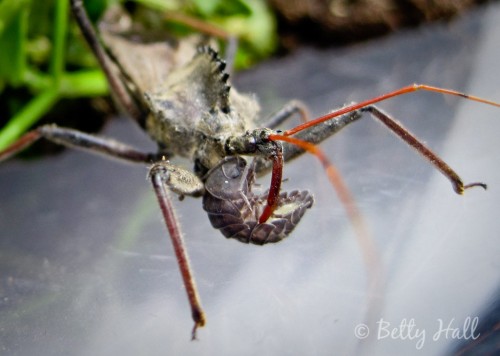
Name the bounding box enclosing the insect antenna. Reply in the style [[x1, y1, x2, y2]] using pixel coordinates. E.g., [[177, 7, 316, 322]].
[[285, 84, 500, 137]]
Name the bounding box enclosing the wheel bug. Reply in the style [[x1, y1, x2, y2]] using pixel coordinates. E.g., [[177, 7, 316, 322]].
[[1, 1, 499, 341]]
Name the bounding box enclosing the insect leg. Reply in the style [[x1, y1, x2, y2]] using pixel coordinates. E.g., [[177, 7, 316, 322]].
[[70, 0, 146, 124], [361, 105, 487, 194], [149, 163, 206, 340], [0, 125, 158, 164], [262, 99, 311, 129]]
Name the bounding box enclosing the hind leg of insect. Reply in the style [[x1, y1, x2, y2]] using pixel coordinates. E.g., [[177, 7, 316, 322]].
[[261, 100, 311, 129], [70, 0, 147, 124]]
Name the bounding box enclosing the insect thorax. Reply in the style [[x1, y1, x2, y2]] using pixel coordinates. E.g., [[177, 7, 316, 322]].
[[144, 48, 260, 172]]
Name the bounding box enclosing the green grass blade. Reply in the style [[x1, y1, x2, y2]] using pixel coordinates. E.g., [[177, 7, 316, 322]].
[[0, 88, 59, 150]]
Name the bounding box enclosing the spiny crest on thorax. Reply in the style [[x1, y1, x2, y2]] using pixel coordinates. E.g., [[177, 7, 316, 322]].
[[193, 46, 232, 114], [143, 44, 232, 116]]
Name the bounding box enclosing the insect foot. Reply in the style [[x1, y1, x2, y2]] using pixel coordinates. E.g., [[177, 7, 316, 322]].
[[203, 156, 314, 245]]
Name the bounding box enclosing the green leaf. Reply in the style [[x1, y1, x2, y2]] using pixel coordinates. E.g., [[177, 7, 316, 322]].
[[0, 0, 30, 36], [0, 0, 29, 86], [191, 0, 221, 17], [0, 88, 59, 150]]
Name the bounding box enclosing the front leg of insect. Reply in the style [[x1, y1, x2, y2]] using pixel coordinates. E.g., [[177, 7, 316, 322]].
[[148, 161, 206, 338]]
